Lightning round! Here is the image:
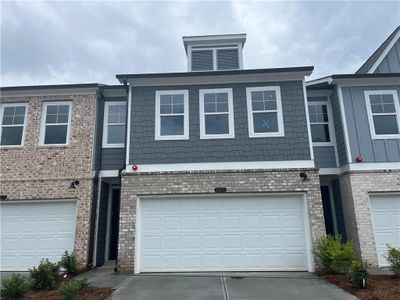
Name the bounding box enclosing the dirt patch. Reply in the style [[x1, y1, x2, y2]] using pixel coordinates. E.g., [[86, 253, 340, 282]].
[[24, 287, 114, 300], [321, 274, 400, 300]]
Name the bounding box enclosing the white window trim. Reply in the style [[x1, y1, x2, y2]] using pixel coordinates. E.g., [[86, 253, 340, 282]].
[[189, 45, 241, 71], [155, 90, 189, 141], [199, 88, 235, 139], [39, 101, 72, 146], [308, 101, 335, 146], [0, 103, 28, 148], [246, 86, 285, 138], [364, 90, 400, 139], [102, 101, 126, 148]]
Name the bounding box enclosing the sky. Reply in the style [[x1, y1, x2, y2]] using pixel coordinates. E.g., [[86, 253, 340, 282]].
[[1, 1, 399, 87]]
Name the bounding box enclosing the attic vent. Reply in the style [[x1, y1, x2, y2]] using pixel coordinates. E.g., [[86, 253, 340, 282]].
[[192, 50, 213, 71], [217, 49, 239, 70]]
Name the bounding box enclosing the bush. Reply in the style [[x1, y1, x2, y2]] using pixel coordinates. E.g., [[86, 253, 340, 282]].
[[386, 245, 400, 277], [0, 273, 30, 300], [29, 258, 60, 290], [58, 281, 80, 300], [60, 251, 77, 275], [58, 278, 88, 300], [348, 260, 368, 289], [314, 235, 356, 274]]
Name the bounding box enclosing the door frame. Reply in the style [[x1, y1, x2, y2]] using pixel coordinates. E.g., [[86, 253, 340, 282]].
[[134, 192, 314, 274]]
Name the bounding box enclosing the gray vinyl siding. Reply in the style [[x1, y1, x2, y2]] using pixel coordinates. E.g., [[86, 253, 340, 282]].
[[341, 85, 400, 163], [192, 50, 213, 71], [330, 88, 348, 166], [96, 182, 109, 267], [217, 49, 239, 70], [331, 179, 347, 240], [314, 146, 337, 168], [129, 81, 311, 164], [101, 148, 125, 170], [374, 38, 400, 73], [308, 96, 328, 102], [94, 87, 127, 171]]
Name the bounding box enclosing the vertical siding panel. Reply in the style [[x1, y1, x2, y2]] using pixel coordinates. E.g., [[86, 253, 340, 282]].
[[342, 87, 360, 161]]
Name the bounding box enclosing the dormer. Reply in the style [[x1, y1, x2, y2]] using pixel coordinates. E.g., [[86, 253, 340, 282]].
[[183, 33, 246, 72]]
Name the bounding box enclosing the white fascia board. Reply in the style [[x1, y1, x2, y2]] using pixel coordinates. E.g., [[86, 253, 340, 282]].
[[368, 29, 400, 73], [318, 168, 341, 175], [342, 162, 400, 172], [124, 160, 315, 173], [0, 88, 98, 97], [305, 76, 333, 87], [98, 170, 120, 177], [126, 72, 311, 87]]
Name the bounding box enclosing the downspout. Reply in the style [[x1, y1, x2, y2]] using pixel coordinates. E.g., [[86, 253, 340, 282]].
[[88, 87, 105, 269], [88, 86, 103, 269], [115, 79, 129, 272]]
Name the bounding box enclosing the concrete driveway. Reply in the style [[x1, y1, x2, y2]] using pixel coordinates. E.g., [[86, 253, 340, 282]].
[[111, 273, 358, 300]]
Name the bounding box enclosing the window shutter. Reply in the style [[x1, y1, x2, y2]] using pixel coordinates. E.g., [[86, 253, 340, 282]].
[[217, 49, 239, 70], [191, 50, 213, 71]]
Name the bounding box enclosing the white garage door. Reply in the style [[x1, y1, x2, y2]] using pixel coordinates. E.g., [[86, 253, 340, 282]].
[[1, 200, 77, 271], [138, 194, 310, 272], [370, 193, 400, 267]]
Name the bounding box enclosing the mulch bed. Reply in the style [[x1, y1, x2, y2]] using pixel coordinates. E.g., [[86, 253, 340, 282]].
[[24, 287, 114, 300], [320, 273, 400, 300]]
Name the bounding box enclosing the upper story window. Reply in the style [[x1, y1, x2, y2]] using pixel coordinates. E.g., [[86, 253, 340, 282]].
[[0, 103, 28, 147], [103, 101, 126, 148], [365, 90, 400, 139], [191, 47, 240, 71], [246, 86, 284, 137], [199, 88, 234, 139], [308, 102, 333, 145], [155, 90, 189, 140], [40, 102, 71, 146]]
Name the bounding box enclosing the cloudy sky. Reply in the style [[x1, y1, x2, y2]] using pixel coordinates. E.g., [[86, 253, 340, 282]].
[[1, 1, 399, 86]]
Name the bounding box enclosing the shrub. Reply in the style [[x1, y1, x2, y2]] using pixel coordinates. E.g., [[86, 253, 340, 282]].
[[58, 278, 88, 300], [314, 235, 356, 274], [60, 251, 77, 275], [0, 273, 30, 300], [29, 258, 60, 290], [58, 281, 80, 300], [348, 260, 368, 289], [386, 245, 400, 277]]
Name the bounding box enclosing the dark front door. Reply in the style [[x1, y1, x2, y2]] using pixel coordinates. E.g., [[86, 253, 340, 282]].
[[320, 186, 335, 235], [109, 189, 120, 260]]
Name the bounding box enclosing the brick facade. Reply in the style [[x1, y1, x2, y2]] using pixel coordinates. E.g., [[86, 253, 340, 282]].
[[339, 169, 400, 266], [0, 93, 97, 270], [117, 168, 325, 273]]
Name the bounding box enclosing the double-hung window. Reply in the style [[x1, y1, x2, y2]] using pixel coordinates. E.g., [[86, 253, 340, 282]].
[[246, 86, 284, 137], [40, 102, 71, 145], [155, 90, 189, 140], [199, 88, 234, 139], [365, 90, 400, 139], [0, 103, 28, 147], [103, 102, 126, 147], [308, 102, 333, 145]]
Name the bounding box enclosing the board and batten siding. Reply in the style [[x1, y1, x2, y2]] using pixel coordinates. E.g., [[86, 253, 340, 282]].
[[341, 85, 400, 163], [374, 38, 400, 73], [129, 81, 311, 165], [307, 95, 337, 168], [94, 88, 127, 171], [330, 88, 349, 166]]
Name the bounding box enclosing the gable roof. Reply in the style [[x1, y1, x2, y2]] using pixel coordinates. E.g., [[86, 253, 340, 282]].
[[356, 25, 400, 74]]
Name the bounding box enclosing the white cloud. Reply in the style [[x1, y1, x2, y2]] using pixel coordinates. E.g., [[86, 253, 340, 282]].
[[1, 1, 399, 86]]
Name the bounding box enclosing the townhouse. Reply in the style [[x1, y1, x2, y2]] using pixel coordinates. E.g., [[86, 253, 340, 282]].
[[1, 26, 399, 274]]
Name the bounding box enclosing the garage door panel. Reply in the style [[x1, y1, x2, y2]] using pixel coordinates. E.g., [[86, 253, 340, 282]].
[[1, 201, 77, 271], [139, 194, 309, 272], [370, 194, 400, 267]]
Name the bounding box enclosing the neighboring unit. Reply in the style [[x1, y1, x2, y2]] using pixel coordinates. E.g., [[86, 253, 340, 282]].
[[306, 25, 400, 267]]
